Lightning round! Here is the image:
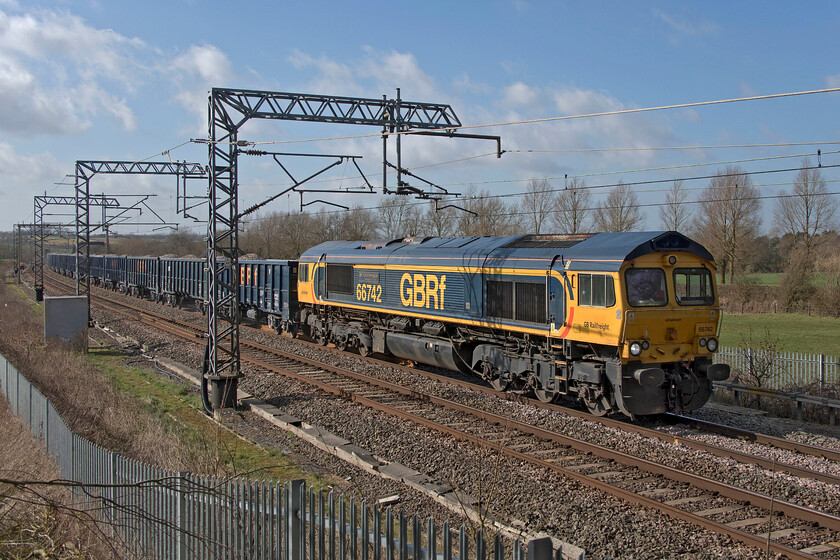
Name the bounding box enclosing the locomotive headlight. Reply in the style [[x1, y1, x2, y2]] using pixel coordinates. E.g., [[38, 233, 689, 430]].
[[706, 337, 718, 352], [629, 341, 643, 356], [641, 340, 650, 350], [699, 338, 707, 348]]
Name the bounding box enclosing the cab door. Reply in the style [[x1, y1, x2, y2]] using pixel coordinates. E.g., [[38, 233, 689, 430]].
[[548, 273, 565, 331]]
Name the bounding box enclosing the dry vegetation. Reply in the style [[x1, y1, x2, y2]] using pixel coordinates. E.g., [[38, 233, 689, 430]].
[[0, 262, 316, 557], [0, 386, 110, 558], [1, 269, 195, 471]]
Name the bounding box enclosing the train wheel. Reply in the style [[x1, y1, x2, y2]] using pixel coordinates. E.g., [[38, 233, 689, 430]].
[[480, 361, 509, 392], [534, 388, 558, 404], [335, 338, 347, 351], [489, 377, 509, 392], [583, 396, 609, 416], [358, 344, 371, 357]]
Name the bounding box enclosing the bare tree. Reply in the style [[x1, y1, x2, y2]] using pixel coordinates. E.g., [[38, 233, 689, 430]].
[[659, 179, 690, 231], [773, 160, 837, 267], [282, 212, 320, 258], [593, 181, 644, 232], [518, 178, 554, 234], [377, 197, 422, 238], [692, 166, 761, 283], [240, 211, 284, 257], [456, 187, 515, 236], [420, 200, 458, 237], [551, 177, 591, 234], [335, 205, 377, 240]]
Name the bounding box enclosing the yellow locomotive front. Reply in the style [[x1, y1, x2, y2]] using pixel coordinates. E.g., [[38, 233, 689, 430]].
[[555, 234, 730, 417], [612, 250, 729, 416]]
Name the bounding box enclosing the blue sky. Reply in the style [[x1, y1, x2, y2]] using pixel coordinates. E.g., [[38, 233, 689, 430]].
[[2, 0, 839, 234]]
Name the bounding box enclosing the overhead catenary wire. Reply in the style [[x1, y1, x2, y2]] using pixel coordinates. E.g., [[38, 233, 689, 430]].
[[188, 86, 840, 147], [507, 141, 840, 153], [237, 163, 840, 222], [236, 148, 837, 199], [70, 88, 840, 189], [51, 86, 840, 232]]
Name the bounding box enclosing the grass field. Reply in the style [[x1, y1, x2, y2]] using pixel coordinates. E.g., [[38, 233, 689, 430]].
[[719, 313, 840, 357]]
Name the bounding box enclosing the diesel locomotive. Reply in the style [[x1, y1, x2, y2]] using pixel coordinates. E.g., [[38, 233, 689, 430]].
[[297, 231, 730, 418], [48, 230, 730, 419]]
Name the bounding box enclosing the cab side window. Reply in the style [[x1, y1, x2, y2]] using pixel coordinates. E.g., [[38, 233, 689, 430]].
[[578, 273, 616, 307], [299, 263, 309, 283]]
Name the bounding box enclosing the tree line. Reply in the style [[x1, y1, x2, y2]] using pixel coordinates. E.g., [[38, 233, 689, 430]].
[[234, 160, 836, 281], [20, 159, 836, 314]]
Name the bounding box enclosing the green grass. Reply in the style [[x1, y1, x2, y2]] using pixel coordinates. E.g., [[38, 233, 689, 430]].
[[87, 347, 332, 487], [4, 278, 41, 314], [746, 273, 782, 286], [719, 313, 840, 357], [3, 263, 331, 488]]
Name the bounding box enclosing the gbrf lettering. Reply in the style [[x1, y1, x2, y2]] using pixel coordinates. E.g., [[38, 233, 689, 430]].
[[400, 273, 446, 310]]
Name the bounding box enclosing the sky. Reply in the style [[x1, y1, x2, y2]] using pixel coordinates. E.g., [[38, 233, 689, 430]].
[[2, 0, 839, 236]]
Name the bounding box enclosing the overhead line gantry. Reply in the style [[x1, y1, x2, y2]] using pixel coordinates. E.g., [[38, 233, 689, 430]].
[[73, 160, 207, 317], [204, 87, 501, 412]]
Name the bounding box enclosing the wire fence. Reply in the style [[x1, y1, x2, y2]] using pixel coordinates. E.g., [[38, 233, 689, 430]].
[[0, 352, 574, 560]]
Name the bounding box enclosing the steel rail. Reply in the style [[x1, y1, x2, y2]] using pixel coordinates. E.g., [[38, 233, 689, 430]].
[[45, 272, 840, 483], [236, 339, 840, 528], [665, 414, 840, 463], [230, 342, 829, 559]]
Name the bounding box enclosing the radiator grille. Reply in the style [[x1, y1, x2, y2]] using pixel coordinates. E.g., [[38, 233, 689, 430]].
[[487, 280, 514, 319], [327, 264, 354, 295], [516, 282, 546, 323]]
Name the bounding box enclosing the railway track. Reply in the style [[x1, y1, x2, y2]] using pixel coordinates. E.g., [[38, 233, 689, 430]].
[[45, 273, 840, 558], [45, 273, 840, 474]]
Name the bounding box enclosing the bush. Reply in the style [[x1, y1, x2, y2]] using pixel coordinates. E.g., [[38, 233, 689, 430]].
[[777, 252, 816, 312]]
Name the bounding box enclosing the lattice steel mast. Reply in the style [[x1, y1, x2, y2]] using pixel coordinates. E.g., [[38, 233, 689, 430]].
[[34, 195, 119, 301], [205, 87, 479, 411], [74, 161, 206, 314]]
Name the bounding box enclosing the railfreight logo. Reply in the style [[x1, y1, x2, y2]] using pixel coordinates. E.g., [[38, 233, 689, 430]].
[[400, 273, 447, 310]]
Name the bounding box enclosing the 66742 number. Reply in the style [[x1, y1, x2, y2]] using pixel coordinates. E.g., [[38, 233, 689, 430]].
[[356, 283, 382, 303]]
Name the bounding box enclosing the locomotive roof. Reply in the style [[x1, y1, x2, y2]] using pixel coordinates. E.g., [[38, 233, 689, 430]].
[[300, 231, 713, 272]]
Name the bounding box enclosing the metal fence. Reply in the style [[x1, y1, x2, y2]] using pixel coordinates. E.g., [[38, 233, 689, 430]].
[[716, 346, 840, 392], [0, 352, 570, 560]]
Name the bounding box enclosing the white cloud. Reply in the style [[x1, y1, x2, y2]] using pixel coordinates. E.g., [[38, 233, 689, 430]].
[[288, 49, 356, 94], [552, 87, 623, 116], [828, 74, 840, 88], [359, 48, 439, 100], [653, 8, 720, 43], [0, 51, 88, 134], [452, 73, 493, 97], [0, 8, 146, 87], [170, 44, 234, 84], [281, 49, 678, 183], [289, 47, 440, 101], [503, 82, 539, 107], [739, 81, 759, 98], [167, 44, 237, 133], [0, 6, 144, 135], [0, 142, 67, 226]]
